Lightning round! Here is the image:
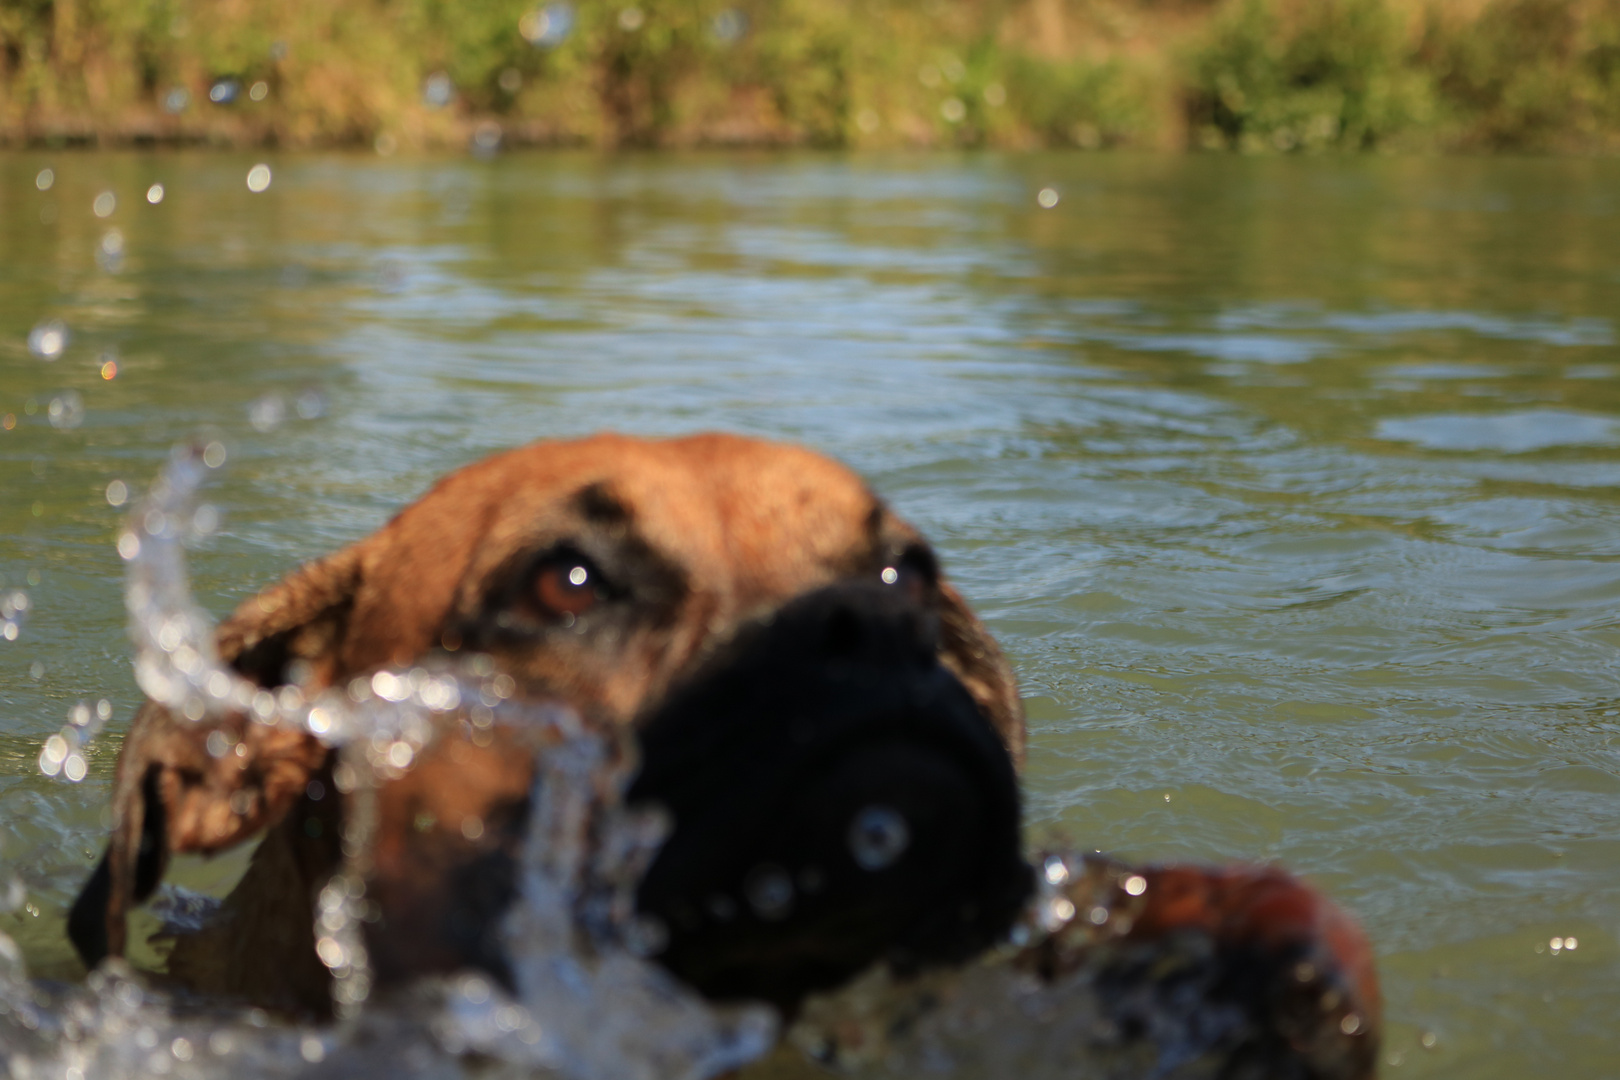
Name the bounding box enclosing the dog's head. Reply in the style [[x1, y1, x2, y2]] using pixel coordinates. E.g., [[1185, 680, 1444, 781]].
[[74, 434, 1031, 1012]]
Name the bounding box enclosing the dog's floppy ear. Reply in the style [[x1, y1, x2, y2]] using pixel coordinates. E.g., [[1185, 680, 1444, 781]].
[[935, 581, 1025, 767], [217, 541, 369, 689], [68, 544, 366, 970]]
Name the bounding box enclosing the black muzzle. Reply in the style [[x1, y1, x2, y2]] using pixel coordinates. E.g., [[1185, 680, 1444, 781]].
[[628, 581, 1032, 1011]]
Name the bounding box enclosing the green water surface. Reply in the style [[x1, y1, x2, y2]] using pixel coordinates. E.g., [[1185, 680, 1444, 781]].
[[1, 150, 1618, 1076]]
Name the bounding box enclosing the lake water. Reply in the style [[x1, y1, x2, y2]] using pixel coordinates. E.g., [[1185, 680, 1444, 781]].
[[1, 150, 1617, 1077]]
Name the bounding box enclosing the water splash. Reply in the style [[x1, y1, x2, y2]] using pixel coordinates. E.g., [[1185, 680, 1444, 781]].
[[789, 854, 1376, 1080], [27, 321, 67, 361], [1, 588, 27, 642], [8, 445, 777, 1080]]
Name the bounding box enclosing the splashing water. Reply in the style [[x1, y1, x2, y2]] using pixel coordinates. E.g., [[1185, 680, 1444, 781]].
[[4, 444, 778, 1080], [5, 445, 1372, 1080], [788, 857, 1231, 1080], [1, 588, 27, 642]]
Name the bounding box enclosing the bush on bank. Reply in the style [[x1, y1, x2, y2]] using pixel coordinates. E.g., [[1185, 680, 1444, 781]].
[[2, 0, 1620, 152]]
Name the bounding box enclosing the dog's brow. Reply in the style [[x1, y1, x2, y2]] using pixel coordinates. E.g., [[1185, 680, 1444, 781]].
[[573, 482, 630, 525]]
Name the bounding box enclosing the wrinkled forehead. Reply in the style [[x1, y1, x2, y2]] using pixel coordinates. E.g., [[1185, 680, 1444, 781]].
[[397, 433, 896, 602]]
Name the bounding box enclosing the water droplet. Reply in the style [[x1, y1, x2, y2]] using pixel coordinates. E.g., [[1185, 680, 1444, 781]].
[[246, 163, 272, 193], [208, 79, 240, 105], [371, 670, 405, 701], [248, 393, 286, 431], [422, 71, 455, 108], [1340, 1013, 1361, 1035], [460, 815, 484, 840], [1040, 896, 1076, 932], [35, 168, 54, 191], [1123, 874, 1148, 896], [472, 120, 503, 156], [64, 754, 88, 782], [28, 320, 67, 360], [848, 805, 910, 871], [146, 183, 166, 204], [387, 740, 415, 769], [1420, 1030, 1438, 1050], [47, 391, 84, 430], [97, 242, 124, 274], [711, 8, 746, 42], [462, 975, 491, 1004], [93, 191, 117, 218], [299, 1034, 325, 1063], [162, 86, 190, 113], [880, 566, 899, 584], [520, 3, 575, 46], [744, 864, 794, 919], [1042, 854, 1069, 885], [1037, 187, 1060, 209], [40, 734, 67, 772], [315, 935, 347, 968]]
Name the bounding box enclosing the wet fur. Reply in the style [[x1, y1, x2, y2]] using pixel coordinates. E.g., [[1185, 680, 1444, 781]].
[[72, 433, 1022, 1014]]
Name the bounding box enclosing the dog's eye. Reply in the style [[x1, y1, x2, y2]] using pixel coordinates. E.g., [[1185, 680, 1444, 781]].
[[533, 558, 602, 620]]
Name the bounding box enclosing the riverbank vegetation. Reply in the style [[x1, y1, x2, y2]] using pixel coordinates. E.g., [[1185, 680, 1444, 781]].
[[4, 0, 1620, 152]]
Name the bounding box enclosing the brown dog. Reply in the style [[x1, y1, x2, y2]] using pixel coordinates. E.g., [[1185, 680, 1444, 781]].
[[70, 433, 1028, 1014], [67, 432, 1378, 1077]]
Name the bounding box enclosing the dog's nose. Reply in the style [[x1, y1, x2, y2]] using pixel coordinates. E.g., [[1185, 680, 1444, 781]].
[[628, 582, 1032, 1011]]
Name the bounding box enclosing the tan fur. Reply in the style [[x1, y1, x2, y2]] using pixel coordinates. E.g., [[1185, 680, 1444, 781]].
[[94, 433, 1023, 1013]]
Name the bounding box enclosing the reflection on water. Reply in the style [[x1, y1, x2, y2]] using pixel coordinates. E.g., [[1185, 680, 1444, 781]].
[[1, 151, 1618, 1077]]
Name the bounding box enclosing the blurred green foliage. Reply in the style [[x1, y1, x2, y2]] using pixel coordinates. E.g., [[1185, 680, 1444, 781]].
[[1184, 0, 1436, 151], [1427, 0, 1620, 149], [2, 0, 1620, 150]]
